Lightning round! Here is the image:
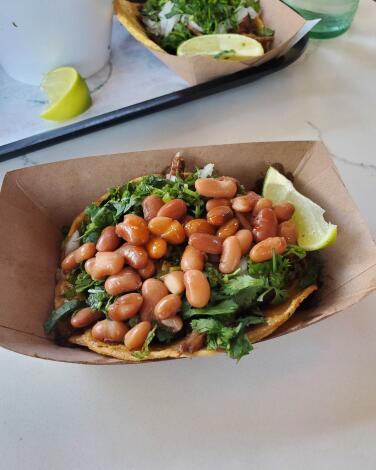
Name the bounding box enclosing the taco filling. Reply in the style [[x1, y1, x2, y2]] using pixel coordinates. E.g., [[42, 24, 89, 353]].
[[46, 154, 324, 362], [139, 0, 274, 54]]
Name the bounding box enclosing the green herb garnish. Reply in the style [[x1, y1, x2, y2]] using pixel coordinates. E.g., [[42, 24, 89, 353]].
[[142, 0, 263, 53], [131, 325, 157, 360], [44, 299, 84, 335]]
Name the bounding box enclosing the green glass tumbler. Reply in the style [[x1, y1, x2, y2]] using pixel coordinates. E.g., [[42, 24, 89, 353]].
[[283, 0, 360, 39]]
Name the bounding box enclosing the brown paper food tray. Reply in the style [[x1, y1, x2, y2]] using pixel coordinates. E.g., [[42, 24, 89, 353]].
[[115, 0, 306, 85], [0, 141, 375, 364]]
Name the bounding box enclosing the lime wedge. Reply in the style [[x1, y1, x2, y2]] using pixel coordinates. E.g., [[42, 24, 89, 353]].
[[263, 167, 337, 251], [40, 67, 92, 121], [177, 34, 264, 60]]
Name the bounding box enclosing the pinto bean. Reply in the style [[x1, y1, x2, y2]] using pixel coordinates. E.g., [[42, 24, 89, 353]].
[[253, 198, 273, 216], [84, 258, 97, 277], [157, 199, 187, 220], [74, 243, 96, 263], [249, 237, 287, 263], [219, 236, 242, 274], [104, 267, 142, 296], [231, 191, 259, 213], [195, 178, 237, 199], [278, 220, 298, 245], [108, 293, 143, 321], [184, 218, 216, 237], [160, 315, 183, 333], [161, 271, 185, 294], [181, 214, 194, 225], [148, 216, 172, 236], [139, 278, 169, 322], [142, 195, 164, 222], [184, 270, 211, 308], [252, 208, 278, 242], [235, 229, 253, 255], [217, 218, 239, 239], [146, 237, 168, 259], [235, 211, 253, 230], [181, 245, 205, 271], [189, 233, 223, 255], [117, 243, 149, 269], [161, 220, 186, 245], [92, 319, 128, 343], [61, 252, 77, 272], [71, 308, 103, 328], [61, 242, 96, 271], [137, 259, 156, 280], [115, 214, 149, 245], [205, 198, 231, 212], [217, 175, 240, 187], [206, 205, 233, 226], [274, 202, 295, 222], [96, 226, 121, 252], [154, 294, 182, 320], [124, 321, 152, 351], [92, 251, 125, 278]]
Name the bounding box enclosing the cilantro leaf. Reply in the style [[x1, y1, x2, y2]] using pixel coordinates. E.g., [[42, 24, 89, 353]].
[[258, 26, 274, 37], [79, 172, 204, 242], [87, 286, 113, 313], [142, 0, 264, 53], [204, 262, 224, 289], [74, 271, 103, 293], [182, 299, 239, 319], [155, 326, 177, 343], [131, 325, 157, 360], [191, 313, 264, 361]]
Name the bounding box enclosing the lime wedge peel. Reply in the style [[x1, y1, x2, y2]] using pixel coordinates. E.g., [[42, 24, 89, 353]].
[[263, 166, 337, 251], [177, 34, 264, 60], [40, 67, 92, 121]]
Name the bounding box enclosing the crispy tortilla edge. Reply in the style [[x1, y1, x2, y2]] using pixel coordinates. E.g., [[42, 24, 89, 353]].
[[58, 172, 317, 362], [69, 285, 317, 362]]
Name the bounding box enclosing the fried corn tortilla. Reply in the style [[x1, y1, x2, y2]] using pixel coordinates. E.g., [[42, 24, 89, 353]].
[[69, 285, 317, 361], [114, 0, 274, 55], [58, 167, 317, 362], [115, 0, 165, 53]]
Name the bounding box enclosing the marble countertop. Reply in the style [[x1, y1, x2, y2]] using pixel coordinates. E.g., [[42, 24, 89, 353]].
[[1, 1, 375, 469]]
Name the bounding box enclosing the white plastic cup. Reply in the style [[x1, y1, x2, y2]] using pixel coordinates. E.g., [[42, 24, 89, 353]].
[[0, 0, 114, 85]]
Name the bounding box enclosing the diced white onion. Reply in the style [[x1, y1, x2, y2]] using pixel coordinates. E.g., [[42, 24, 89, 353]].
[[64, 230, 80, 256], [188, 20, 203, 33], [239, 257, 249, 274], [218, 22, 230, 34], [158, 1, 181, 37], [199, 163, 215, 178], [236, 7, 249, 23], [246, 6, 259, 18], [236, 6, 258, 24], [143, 18, 161, 36]]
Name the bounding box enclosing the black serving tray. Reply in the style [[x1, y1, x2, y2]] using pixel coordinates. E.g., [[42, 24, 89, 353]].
[[0, 35, 308, 161]]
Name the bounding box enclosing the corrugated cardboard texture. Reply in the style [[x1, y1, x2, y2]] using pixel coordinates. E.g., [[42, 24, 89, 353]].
[[115, 0, 305, 85], [0, 141, 375, 363]]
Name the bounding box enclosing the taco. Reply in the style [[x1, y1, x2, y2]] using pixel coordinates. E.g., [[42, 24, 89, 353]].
[[45, 154, 324, 362], [115, 0, 274, 55]]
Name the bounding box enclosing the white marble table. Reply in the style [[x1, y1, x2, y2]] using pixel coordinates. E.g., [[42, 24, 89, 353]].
[[1, 1, 375, 469]]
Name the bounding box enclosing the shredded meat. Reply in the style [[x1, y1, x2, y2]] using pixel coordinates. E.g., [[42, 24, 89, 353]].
[[246, 34, 274, 52], [165, 152, 185, 180], [236, 15, 274, 52], [178, 331, 205, 353], [187, 24, 203, 36]]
